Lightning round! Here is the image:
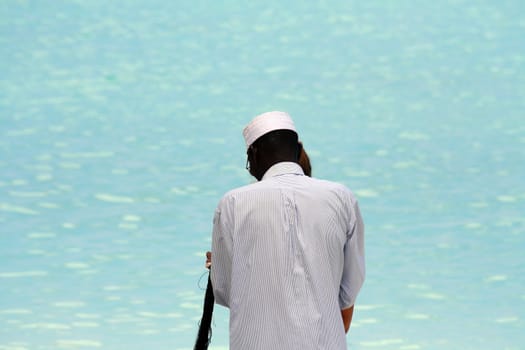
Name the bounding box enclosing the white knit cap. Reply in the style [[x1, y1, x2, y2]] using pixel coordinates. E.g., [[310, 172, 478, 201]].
[[242, 111, 297, 148]]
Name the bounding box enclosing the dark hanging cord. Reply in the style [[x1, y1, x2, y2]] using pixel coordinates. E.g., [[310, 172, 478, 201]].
[[194, 272, 215, 350], [197, 271, 209, 290]]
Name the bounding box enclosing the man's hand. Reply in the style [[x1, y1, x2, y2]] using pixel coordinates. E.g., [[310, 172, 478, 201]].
[[341, 306, 354, 333], [205, 251, 212, 269]]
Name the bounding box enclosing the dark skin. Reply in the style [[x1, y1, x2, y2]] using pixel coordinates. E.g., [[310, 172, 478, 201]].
[[246, 142, 302, 181], [298, 142, 312, 177]]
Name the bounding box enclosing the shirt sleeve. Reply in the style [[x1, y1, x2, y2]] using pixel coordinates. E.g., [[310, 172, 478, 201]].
[[210, 197, 233, 308], [339, 197, 366, 310]]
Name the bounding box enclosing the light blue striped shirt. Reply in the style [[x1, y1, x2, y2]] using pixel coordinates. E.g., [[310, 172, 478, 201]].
[[211, 162, 365, 350]]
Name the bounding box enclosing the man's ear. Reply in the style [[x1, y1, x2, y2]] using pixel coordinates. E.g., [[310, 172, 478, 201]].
[[247, 145, 258, 170], [247, 145, 260, 179], [247, 145, 256, 161], [297, 141, 303, 160]]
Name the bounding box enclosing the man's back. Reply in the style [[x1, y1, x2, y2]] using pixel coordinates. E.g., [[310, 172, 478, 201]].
[[211, 162, 365, 350]]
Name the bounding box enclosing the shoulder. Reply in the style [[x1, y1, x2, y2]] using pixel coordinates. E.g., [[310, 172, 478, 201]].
[[313, 178, 358, 202], [222, 181, 267, 198], [216, 181, 267, 209]]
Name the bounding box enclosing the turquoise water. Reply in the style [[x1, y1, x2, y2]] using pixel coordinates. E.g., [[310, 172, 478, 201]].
[[1, 1, 524, 349]]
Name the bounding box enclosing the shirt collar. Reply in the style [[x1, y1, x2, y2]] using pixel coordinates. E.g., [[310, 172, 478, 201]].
[[262, 162, 304, 180]]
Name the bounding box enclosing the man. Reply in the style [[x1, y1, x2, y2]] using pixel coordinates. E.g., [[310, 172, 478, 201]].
[[210, 111, 365, 349]]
